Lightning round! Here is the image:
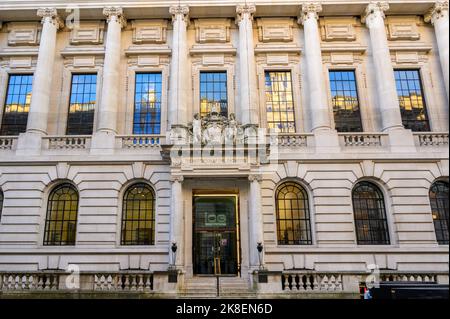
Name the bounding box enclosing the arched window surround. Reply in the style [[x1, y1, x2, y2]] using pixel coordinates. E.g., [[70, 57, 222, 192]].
[[429, 179, 449, 245], [43, 182, 79, 246], [274, 179, 314, 246], [120, 181, 157, 246], [351, 179, 392, 246]]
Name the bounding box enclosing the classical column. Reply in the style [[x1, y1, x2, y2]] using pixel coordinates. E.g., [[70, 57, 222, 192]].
[[425, 1, 449, 101], [299, 3, 332, 132], [236, 4, 259, 127], [363, 2, 404, 131], [168, 5, 189, 130], [97, 7, 126, 133], [248, 175, 264, 268], [170, 176, 184, 267], [26, 8, 63, 134]]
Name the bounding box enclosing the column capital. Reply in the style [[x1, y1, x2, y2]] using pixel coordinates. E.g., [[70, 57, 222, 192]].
[[170, 175, 184, 183], [248, 174, 262, 183], [424, 1, 449, 24], [236, 4, 256, 24], [37, 8, 64, 30], [362, 2, 389, 25], [170, 5, 190, 24], [103, 7, 127, 28], [298, 2, 322, 25]]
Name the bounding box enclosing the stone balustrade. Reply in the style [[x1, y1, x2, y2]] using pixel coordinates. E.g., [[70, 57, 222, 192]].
[[339, 133, 388, 148], [271, 133, 312, 148], [414, 132, 449, 147], [94, 273, 154, 291], [0, 136, 17, 150], [43, 135, 91, 150], [117, 135, 163, 149], [281, 273, 343, 292], [1, 272, 59, 291]]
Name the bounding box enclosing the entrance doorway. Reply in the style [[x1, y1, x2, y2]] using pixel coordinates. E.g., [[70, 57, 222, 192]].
[[193, 194, 240, 276]]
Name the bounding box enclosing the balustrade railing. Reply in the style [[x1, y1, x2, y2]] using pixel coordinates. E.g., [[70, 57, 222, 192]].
[[281, 273, 343, 292], [118, 135, 163, 149], [1, 272, 59, 291], [414, 132, 449, 147], [43, 136, 90, 150], [270, 133, 311, 148], [94, 273, 154, 291], [0, 136, 17, 150], [339, 133, 387, 147]]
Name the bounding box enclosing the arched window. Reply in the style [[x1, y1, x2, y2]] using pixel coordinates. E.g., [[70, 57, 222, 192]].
[[429, 181, 449, 245], [275, 182, 312, 245], [121, 183, 155, 245], [43, 184, 79, 246], [0, 189, 4, 222], [352, 182, 390, 245]]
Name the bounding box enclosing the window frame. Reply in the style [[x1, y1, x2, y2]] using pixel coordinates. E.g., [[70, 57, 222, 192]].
[[429, 180, 449, 245], [120, 182, 156, 246], [327, 69, 364, 132], [263, 70, 298, 133], [0, 73, 34, 136], [0, 189, 3, 223], [199, 70, 229, 118], [43, 183, 79, 246], [275, 181, 313, 246], [393, 68, 431, 132], [351, 181, 391, 246], [66, 73, 98, 135], [132, 72, 164, 135]]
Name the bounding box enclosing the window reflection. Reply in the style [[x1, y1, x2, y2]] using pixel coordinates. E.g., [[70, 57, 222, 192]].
[[134, 73, 162, 134], [394, 69, 430, 131], [67, 74, 97, 135], [276, 182, 312, 245], [429, 181, 449, 245], [329, 70, 363, 132], [0, 74, 33, 136], [200, 72, 228, 118], [265, 71, 296, 133]]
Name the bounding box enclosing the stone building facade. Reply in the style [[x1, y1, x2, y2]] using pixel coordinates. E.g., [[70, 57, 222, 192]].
[[0, 0, 448, 298]]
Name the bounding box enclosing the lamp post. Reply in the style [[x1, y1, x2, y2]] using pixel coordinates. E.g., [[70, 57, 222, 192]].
[[257, 242, 263, 270]]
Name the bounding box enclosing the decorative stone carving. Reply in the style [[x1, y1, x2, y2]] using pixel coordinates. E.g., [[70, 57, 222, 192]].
[[256, 18, 294, 43], [169, 5, 190, 24], [236, 4, 256, 24], [187, 110, 244, 146], [386, 16, 421, 41], [319, 17, 357, 42], [37, 8, 64, 29], [194, 19, 231, 43], [103, 7, 127, 28], [299, 2, 322, 24], [425, 1, 449, 24], [131, 20, 168, 44], [362, 2, 389, 26], [7, 22, 42, 46], [70, 21, 105, 45]]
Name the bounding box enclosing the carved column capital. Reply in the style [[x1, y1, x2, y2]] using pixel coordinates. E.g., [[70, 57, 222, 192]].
[[37, 8, 64, 30], [236, 4, 256, 24], [248, 174, 262, 183], [103, 7, 127, 28], [170, 175, 185, 183], [362, 2, 389, 25], [425, 1, 449, 24], [298, 2, 322, 25], [170, 5, 190, 24]]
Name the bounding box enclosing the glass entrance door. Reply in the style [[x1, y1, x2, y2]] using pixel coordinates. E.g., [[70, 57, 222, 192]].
[[193, 195, 239, 275]]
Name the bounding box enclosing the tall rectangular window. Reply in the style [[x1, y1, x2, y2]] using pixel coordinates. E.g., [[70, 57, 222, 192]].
[[133, 73, 162, 134], [394, 69, 430, 132], [329, 70, 363, 132], [265, 71, 296, 133], [0, 74, 33, 136], [67, 74, 97, 135], [200, 72, 228, 118]]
